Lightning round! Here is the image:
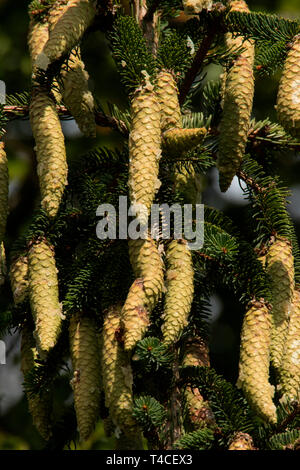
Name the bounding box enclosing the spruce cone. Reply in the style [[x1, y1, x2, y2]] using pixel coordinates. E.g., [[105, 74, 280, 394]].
[[279, 289, 300, 402], [101, 305, 141, 439], [156, 70, 182, 130], [69, 314, 101, 441], [162, 239, 194, 346], [276, 34, 300, 137], [128, 84, 161, 225], [28, 19, 49, 64], [36, 0, 97, 70], [10, 255, 29, 304], [122, 237, 164, 351], [162, 127, 207, 156], [266, 236, 294, 371], [228, 432, 255, 450], [217, 0, 255, 192], [28, 239, 63, 355], [21, 325, 52, 440], [29, 87, 68, 218], [237, 299, 277, 424]]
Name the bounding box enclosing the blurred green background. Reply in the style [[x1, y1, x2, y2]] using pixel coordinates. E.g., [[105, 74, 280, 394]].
[[0, 0, 299, 450]]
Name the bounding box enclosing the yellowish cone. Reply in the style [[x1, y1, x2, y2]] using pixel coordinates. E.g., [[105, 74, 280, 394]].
[[156, 70, 182, 131], [10, 255, 29, 304], [0, 242, 6, 286], [61, 49, 96, 137], [162, 127, 207, 156], [29, 87, 68, 218], [28, 239, 64, 355], [237, 299, 277, 424], [21, 324, 52, 440], [228, 432, 255, 450], [276, 34, 300, 137], [217, 0, 255, 192], [28, 18, 49, 64], [279, 289, 300, 402], [36, 0, 97, 70], [183, 0, 212, 14], [266, 236, 294, 371], [162, 239, 194, 346], [101, 305, 141, 438], [121, 237, 164, 350], [69, 313, 101, 441], [128, 84, 161, 225]]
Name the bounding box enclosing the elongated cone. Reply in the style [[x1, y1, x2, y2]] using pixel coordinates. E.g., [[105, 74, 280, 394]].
[[237, 299, 277, 424], [0, 142, 8, 285], [30, 87, 68, 218], [36, 0, 97, 70], [279, 289, 300, 402], [101, 305, 142, 443], [183, 337, 215, 428], [21, 324, 52, 440], [28, 19, 49, 64], [122, 237, 164, 350], [266, 236, 294, 371], [276, 34, 300, 137], [228, 432, 255, 450], [28, 239, 64, 355], [69, 313, 101, 441], [162, 127, 207, 156], [128, 84, 161, 225], [156, 70, 182, 131], [162, 239, 194, 345], [61, 50, 96, 137], [217, 0, 255, 192], [183, 0, 212, 14], [10, 255, 29, 304]]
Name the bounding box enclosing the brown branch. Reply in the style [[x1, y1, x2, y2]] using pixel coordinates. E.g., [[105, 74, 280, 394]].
[[276, 402, 300, 433]]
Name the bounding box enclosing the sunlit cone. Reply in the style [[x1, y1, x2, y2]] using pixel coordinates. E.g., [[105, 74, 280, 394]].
[[21, 324, 52, 440], [183, 0, 212, 14], [217, 0, 255, 192], [28, 239, 64, 355], [228, 432, 255, 450], [162, 127, 207, 156], [128, 84, 161, 225], [278, 289, 300, 402], [162, 239, 194, 346], [101, 305, 141, 439], [28, 18, 49, 64], [69, 313, 101, 441], [276, 34, 300, 137], [35, 0, 97, 70], [156, 70, 181, 131], [266, 236, 294, 371], [10, 255, 29, 304], [29, 87, 68, 218], [237, 299, 277, 424]]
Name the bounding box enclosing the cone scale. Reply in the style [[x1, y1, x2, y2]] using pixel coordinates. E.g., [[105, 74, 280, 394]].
[[10, 255, 29, 304]]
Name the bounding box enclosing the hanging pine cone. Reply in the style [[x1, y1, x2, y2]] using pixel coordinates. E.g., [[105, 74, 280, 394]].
[[276, 34, 300, 137], [101, 305, 142, 440], [35, 0, 97, 70], [121, 237, 164, 351], [266, 236, 295, 371], [162, 127, 207, 156], [128, 83, 161, 225], [162, 239, 194, 346], [156, 70, 182, 131], [29, 87, 68, 218], [217, 0, 255, 192], [21, 324, 52, 440], [28, 18, 49, 64], [28, 239, 64, 355], [69, 313, 101, 441], [228, 432, 255, 450], [10, 255, 29, 304], [278, 289, 300, 402], [237, 299, 277, 424]]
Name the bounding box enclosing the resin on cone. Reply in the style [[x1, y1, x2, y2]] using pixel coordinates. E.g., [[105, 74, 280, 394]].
[[217, 0, 255, 192], [278, 289, 300, 402], [266, 236, 294, 371], [237, 299, 277, 424], [36, 0, 97, 70], [21, 324, 52, 440], [101, 305, 142, 439], [276, 34, 300, 137], [69, 313, 101, 441], [10, 255, 29, 304], [162, 239, 194, 345], [28, 239, 64, 355], [29, 87, 68, 218]]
